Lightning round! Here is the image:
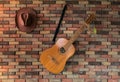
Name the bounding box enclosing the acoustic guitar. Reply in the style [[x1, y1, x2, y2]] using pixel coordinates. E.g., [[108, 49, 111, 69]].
[[40, 14, 95, 74]]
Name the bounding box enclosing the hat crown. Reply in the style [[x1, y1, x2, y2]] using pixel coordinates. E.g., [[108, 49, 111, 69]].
[[21, 13, 32, 26]]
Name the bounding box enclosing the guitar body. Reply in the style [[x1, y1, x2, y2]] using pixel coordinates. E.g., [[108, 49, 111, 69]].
[[40, 38, 75, 74]]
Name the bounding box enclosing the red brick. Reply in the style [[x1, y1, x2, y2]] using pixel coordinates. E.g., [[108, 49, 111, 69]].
[[26, 45, 39, 48], [39, 79, 48, 82], [15, 79, 25, 82], [85, 79, 95, 82], [9, 75, 19, 79], [95, 45, 107, 48], [10, 34, 20, 38], [0, 49, 7, 51], [37, 13, 44, 17], [86, 58, 96, 62], [111, 6, 120, 11], [0, 4, 3, 7], [20, 68, 31, 72], [55, 75, 66, 78], [3, 45, 14, 48], [2, 65, 14, 69], [4, 4, 16, 7], [32, 75, 42, 78], [0, 27, 9, 31], [89, 47, 101, 51], [32, 55, 39, 58], [108, 79, 118, 82], [0, 69, 8, 72], [20, 48, 32, 51], [108, 58, 119, 62], [10, 7, 19, 11], [112, 75, 120, 79], [101, 75, 111, 79], [41, 17, 50, 21], [101, 55, 111, 58], [79, 75, 89, 79], [95, 66, 107, 69], [10, 1, 19, 4], [0, 8, 9, 10], [26, 65, 38, 69], [112, 48, 120, 51], [16, 72, 25, 75], [0, 38, 3, 41], [8, 55, 19, 58], [49, 4, 62, 8], [16, 58, 25, 62], [62, 79, 73, 82]]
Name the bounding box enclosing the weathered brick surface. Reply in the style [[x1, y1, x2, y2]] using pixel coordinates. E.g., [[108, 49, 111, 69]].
[[0, 0, 120, 82]]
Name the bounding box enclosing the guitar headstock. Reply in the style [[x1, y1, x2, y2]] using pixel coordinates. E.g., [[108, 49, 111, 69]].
[[85, 13, 95, 24]]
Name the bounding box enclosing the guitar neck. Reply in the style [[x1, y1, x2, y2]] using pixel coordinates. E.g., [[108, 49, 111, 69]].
[[63, 14, 95, 51], [63, 24, 87, 50]]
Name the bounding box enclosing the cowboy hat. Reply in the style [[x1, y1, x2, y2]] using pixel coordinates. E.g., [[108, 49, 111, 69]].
[[15, 7, 37, 32]]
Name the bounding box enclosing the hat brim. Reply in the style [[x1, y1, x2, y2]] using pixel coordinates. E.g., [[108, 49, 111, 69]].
[[15, 7, 37, 32]]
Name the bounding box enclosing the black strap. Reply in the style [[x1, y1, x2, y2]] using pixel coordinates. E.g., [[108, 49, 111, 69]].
[[52, 4, 68, 43]]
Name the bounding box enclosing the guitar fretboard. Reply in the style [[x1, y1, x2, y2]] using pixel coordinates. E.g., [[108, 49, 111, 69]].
[[63, 14, 95, 51]]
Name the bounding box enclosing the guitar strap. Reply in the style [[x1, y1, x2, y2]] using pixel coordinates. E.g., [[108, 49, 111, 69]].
[[52, 4, 68, 43]]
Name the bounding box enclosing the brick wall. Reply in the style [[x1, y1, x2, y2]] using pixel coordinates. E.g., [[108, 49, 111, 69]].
[[0, 0, 120, 82]]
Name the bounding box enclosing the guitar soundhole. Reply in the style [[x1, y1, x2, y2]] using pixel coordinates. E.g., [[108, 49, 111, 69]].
[[60, 47, 66, 53]]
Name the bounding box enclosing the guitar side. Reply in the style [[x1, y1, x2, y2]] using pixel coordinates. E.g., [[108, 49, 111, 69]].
[[40, 38, 75, 74]]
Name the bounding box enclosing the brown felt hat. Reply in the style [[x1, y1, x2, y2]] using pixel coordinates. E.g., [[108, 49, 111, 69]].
[[15, 7, 37, 32]]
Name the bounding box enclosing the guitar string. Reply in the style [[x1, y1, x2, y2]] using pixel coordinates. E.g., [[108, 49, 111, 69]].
[[42, 46, 64, 74], [45, 44, 72, 74]]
